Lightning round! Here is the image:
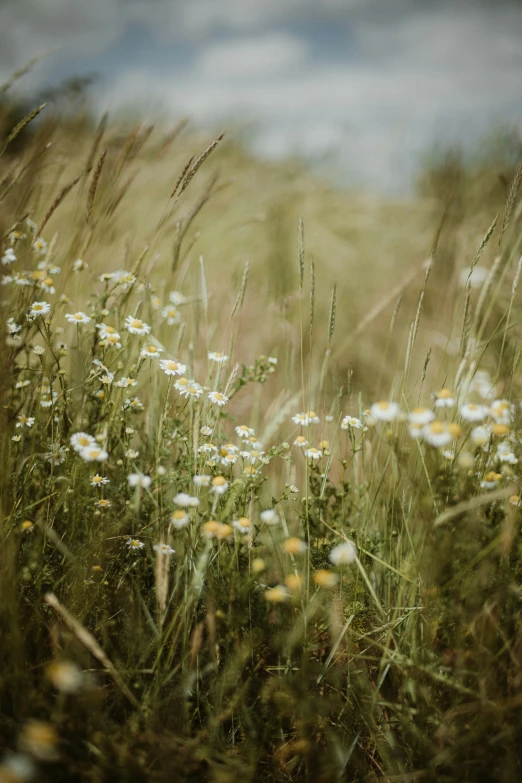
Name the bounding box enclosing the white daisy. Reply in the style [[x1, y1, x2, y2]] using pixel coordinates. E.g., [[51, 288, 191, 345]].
[[15, 414, 35, 428], [341, 416, 363, 429], [208, 351, 228, 363], [126, 538, 144, 549], [70, 432, 96, 452], [28, 301, 51, 319], [169, 291, 187, 305], [65, 312, 91, 325], [208, 391, 229, 406], [170, 510, 189, 529], [80, 445, 109, 462], [235, 424, 255, 437], [304, 447, 322, 460], [408, 407, 435, 426], [211, 476, 229, 495], [153, 543, 175, 555], [459, 403, 489, 422], [124, 315, 151, 335], [90, 475, 110, 486], [161, 305, 181, 325], [434, 389, 455, 408], [370, 401, 400, 422], [159, 359, 187, 376], [173, 492, 200, 507], [193, 474, 211, 487], [140, 344, 163, 359], [422, 421, 452, 448]]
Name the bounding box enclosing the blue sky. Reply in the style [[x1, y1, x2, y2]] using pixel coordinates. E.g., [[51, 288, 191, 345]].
[[1, 0, 522, 191]]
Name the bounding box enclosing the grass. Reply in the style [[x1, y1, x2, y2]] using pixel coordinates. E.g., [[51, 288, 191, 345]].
[[0, 102, 522, 782]]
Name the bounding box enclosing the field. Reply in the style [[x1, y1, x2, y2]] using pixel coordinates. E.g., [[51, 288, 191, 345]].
[[1, 101, 522, 782]]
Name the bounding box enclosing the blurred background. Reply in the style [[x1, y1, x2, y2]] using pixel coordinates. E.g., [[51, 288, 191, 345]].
[[1, 0, 522, 192]]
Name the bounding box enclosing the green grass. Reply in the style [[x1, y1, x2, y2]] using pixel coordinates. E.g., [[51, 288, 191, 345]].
[[0, 105, 522, 783]]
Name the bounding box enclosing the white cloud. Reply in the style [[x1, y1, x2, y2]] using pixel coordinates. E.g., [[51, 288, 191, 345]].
[[196, 33, 309, 80]]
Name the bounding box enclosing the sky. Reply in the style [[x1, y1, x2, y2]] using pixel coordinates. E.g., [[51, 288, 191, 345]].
[[1, 0, 522, 191]]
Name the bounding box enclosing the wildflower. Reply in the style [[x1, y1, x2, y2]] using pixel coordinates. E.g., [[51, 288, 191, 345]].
[[193, 474, 211, 487], [9, 229, 25, 243], [211, 476, 229, 495], [268, 356, 278, 366], [124, 315, 151, 335], [313, 569, 339, 588], [126, 538, 145, 549], [140, 344, 163, 359], [240, 449, 266, 464], [19, 720, 58, 761], [293, 435, 309, 448], [471, 425, 491, 446], [329, 541, 357, 565], [460, 403, 489, 422], [116, 376, 137, 388], [200, 425, 213, 436], [6, 317, 21, 335], [96, 499, 111, 509], [70, 432, 96, 452], [96, 323, 118, 339], [101, 333, 122, 349], [481, 471, 503, 490], [260, 509, 279, 525], [496, 442, 518, 464], [490, 399, 514, 425], [27, 301, 51, 319], [16, 415, 35, 429], [198, 442, 217, 454], [409, 423, 424, 439], [242, 435, 263, 449], [434, 389, 455, 408], [159, 358, 187, 376], [205, 521, 233, 540], [491, 423, 510, 437], [285, 574, 304, 592], [15, 379, 31, 389], [32, 237, 48, 255], [20, 520, 33, 532], [65, 311, 91, 325], [47, 661, 84, 693], [236, 424, 255, 437], [208, 391, 229, 406], [292, 412, 311, 426], [162, 305, 181, 325], [409, 407, 435, 426], [174, 376, 189, 392], [169, 291, 187, 305], [180, 381, 204, 399], [265, 585, 289, 603], [304, 447, 322, 460], [40, 277, 56, 294], [170, 510, 190, 529], [12, 435, 21, 442], [125, 448, 139, 459], [370, 401, 400, 421], [73, 258, 86, 272], [283, 537, 308, 554], [208, 351, 228, 363], [40, 391, 58, 407], [44, 444, 68, 465], [91, 475, 110, 486], [128, 473, 152, 488], [173, 492, 200, 507], [422, 421, 453, 448], [153, 543, 175, 555], [124, 397, 144, 411], [509, 495, 521, 507], [232, 517, 252, 533], [80, 445, 109, 462], [341, 415, 363, 429], [1, 248, 16, 265]]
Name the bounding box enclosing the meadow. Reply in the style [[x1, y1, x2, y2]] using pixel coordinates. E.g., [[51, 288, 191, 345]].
[[1, 97, 522, 782]]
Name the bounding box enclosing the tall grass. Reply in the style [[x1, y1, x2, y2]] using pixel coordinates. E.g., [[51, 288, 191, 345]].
[[0, 104, 522, 783]]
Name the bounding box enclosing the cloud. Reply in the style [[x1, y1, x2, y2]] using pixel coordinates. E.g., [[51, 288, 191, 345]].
[[196, 33, 309, 80], [1, 0, 521, 190]]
